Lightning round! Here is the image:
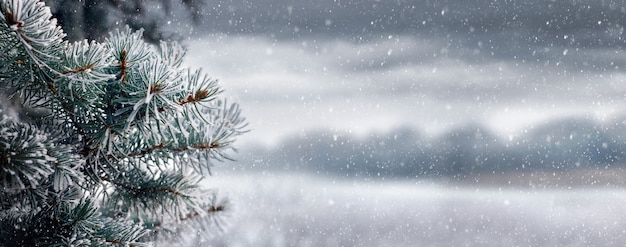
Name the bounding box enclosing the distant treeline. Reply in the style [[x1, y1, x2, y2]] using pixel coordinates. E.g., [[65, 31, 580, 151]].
[[235, 118, 626, 179]]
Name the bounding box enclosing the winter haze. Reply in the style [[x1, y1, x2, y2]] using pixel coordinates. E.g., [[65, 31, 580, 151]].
[[175, 0, 626, 246], [184, 0, 626, 144]]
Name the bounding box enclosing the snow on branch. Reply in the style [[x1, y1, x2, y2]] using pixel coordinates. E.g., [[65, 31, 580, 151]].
[[0, 0, 247, 245]]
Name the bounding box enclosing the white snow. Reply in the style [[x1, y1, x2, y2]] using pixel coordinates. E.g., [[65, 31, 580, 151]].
[[187, 173, 626, 246]]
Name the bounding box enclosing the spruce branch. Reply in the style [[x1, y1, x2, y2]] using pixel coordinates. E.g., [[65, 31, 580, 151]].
[[0, 120, 55, 192], [141, 190, 230, 242], [103, 170, 203, 219], [126, 141, 221, 159], [0, 0, 64, 79], [93, 220, 150, 247], [0, 0, 247, 244]]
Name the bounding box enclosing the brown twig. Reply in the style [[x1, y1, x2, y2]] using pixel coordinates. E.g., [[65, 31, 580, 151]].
[[61, 64, 94, 74], [178, 89, 209, 105], [179, 204, 226, 222], [119, 50, 128, 82], [5, 11, 24, 28], [126, 141, 220, 158]]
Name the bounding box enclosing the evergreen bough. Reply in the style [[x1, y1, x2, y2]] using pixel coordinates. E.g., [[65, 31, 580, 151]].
[[0, 0, 247, 245]]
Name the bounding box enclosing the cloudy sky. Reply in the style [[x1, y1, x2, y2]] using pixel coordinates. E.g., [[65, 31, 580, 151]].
[[182, 0, 626, 146]]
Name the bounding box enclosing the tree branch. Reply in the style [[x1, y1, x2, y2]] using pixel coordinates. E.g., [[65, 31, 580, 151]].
[[154, 202, 226, 228], [106, 239, 138, 247], [178, 204, 225, 222], [100, 176, 182, 196], [127, 141, 220, 158]]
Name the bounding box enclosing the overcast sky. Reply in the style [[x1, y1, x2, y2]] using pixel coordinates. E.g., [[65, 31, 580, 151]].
[[182, 0, 626, 145]]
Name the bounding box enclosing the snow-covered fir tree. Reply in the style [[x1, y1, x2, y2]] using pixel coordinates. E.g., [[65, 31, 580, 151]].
[[0, 0, 247, 245]]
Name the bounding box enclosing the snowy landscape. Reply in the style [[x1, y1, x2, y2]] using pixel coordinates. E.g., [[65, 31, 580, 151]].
[[177, 1, 626, 245], [187, 172, 626, 246], [4, 0, 626, 246]]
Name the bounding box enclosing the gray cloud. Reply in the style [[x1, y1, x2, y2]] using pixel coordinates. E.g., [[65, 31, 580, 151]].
[[186, 33, 626, 143], [193, 1, 626, 70], [192, 0, 626, 69], [183, 1, 626, 145], [196, 1, 626, 41]]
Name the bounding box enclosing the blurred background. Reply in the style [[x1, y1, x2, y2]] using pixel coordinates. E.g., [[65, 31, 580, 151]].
[[46, 0, 626, 246]]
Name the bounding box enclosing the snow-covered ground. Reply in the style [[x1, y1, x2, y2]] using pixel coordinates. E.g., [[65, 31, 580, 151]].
[[175, 173, 626, 246]]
